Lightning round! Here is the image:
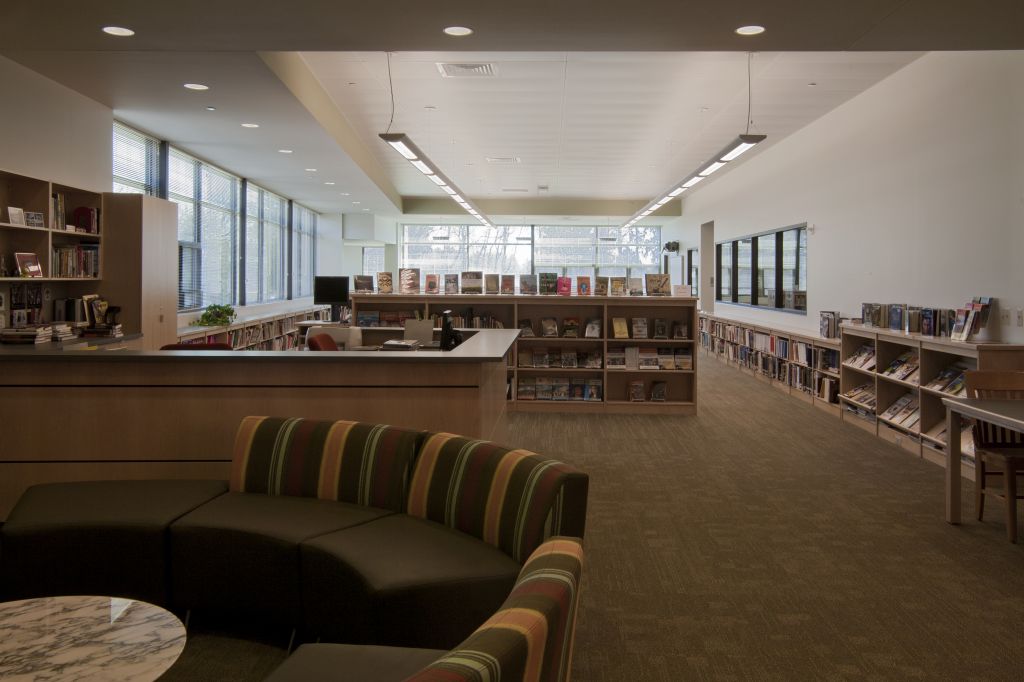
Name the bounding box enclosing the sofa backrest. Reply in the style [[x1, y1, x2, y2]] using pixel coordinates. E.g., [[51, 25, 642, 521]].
[[404, 537, 584, 682], [230, 416, 425, 512], [406, 433, 589, 563]]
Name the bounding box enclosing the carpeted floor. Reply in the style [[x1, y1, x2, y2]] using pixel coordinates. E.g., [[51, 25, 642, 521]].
[[163, 357, 1024, 680]]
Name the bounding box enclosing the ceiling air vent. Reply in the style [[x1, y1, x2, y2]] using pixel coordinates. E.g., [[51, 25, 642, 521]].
[[486, 156, 521, 165], [501, 188, 530, 193], [436, 62, 498, 78]]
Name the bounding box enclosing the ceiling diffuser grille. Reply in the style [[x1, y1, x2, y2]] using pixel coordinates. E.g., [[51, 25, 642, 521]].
[[436, 62, 498, 78]]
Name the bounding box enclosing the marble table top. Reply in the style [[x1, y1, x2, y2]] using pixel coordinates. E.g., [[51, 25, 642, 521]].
[[0, 595, 186, 681]]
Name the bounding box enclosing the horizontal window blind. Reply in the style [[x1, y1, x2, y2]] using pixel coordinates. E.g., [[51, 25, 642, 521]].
[[113, 122, 160, 195], [292, 203, 317, 298]]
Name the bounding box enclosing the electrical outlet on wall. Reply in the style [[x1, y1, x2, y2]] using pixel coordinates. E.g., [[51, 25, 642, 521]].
[[1017, 308, 1024, 327], [1001, 309, 1011, 325]]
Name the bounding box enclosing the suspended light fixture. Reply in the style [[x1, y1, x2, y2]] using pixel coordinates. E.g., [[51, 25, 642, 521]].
[[621, 53, 766, 229], [380, 133, 494, 228]]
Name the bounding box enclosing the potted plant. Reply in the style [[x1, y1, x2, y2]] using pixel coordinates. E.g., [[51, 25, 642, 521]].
[[193, 303, 236, 327]]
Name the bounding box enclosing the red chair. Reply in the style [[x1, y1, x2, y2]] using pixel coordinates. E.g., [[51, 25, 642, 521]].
[[307, 334, 339, 351], [160, 343, 234, 351]]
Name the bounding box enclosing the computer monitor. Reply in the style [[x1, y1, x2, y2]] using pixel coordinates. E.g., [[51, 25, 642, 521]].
[[313, 276, 350, 323]]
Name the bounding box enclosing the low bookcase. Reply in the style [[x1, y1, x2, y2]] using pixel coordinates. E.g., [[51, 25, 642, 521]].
[[177, 305, 331, 350]]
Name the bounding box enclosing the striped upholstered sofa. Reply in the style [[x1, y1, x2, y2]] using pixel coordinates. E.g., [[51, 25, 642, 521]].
[[1, 415, 588, 675]]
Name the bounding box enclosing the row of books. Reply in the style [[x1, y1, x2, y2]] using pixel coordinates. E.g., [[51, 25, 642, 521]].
[[0, 325, 55, 344], [628, 380, 670, 402], [518, 377, 602, 401], [879, 394, 921, 432], [52, 194, 100, 233], [358, 271, 679, 297], [519, 348, 603, 369], [859, 297, 993, 341], [611, 318, 689, 340], [52, 244, 100, 278], [841, 383, 877, 408], [880, 351, 920, 384], [845, 345, 877, 371], [606, 347, 693, 371], [520, 317, 600, 339]]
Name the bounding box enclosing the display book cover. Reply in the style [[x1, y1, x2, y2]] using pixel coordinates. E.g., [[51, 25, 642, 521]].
[[556, 276, 572, 296]]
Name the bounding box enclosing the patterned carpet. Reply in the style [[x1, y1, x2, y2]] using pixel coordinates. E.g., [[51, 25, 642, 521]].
[[164, 357, 1024, 680]]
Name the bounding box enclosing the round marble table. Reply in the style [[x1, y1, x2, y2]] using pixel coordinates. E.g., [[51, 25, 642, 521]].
[[0, 595, 186, 681]]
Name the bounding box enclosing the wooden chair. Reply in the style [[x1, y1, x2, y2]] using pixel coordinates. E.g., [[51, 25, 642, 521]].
[[965, 370, 1024, 542], [306, 333, 339, 351]]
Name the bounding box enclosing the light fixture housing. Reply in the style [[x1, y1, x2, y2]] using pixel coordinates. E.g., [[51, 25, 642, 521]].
[[184, 83, 209, 91], [379, 132, 493, 226], [102, 26, 135, 37], [735, 25, 766, 36], [619, 133, 765, 228]]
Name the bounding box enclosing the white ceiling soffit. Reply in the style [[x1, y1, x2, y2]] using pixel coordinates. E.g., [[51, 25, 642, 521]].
[[299, 51, 922, 205]]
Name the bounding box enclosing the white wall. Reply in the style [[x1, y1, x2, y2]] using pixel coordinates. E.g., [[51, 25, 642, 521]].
[[675, 51, 1024, 342], [0, 56, 111, 192], [316, 214, 345, 275]]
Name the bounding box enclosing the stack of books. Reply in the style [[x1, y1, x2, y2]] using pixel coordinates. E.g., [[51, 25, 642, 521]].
[[1, 325, 53, 344], [80, 324, 123, 338], [52, 323, 76, 342]]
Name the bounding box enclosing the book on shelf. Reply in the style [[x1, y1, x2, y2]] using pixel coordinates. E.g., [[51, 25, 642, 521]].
[[943, 373, 967, 396], [650, 381, 668, 401], [645, 273, 670, 296], [576, 276, 591, 296], [584, 318, 602, 338], [672, 284, 692, 297], [906, 306, 922, 333], [819, 310, 841, 339], [484, 273, 500, 295], [631, 317, 648, 339], [444, 274, 459, 294], [594, 277, 609, 296], [585, 378, 603, 401], [628, 380, 646, 402], [532, 346, 550, 368], [570, 379, 587, 401], [517, 319, 535, 337], [881, 351, 920, 382], [610, 277, 626, 296], [461, 271, 484, 294], [381, 338, 421, 351], [624, 346, 640, 370], [888, 303, 906, 332], [518, 349, 534, 367], [562, 317, 580, 338], [652, 318, 669, 339], [536, 377, 553, 400], [612, 317, 629, 339], [354, 275, 374, 293], [880, 394, 915, 421], [424, 274, 439, 294], [846, 345, 876, 371], [675, 348, 693, 370], [539, 273, 558, 295], [399, 268, 420, 294], [561, 349, 578, 368], [657, 348, 676, 370], [627, 278, 644, 296], [519, 274, 538, 295], [891, 396, 920, 425], [950, 308, 969, 341], [1, 325, 53, 344], [556, 276, 572, 296], [606, 348, 626, 370], [672, 321, 689, 339], [500, 275, 515, 295], [540, 317, 559, 337], [518, 377, 536, 400], [638, 347, 659, 370], [356, 310, 381, 327], [581, 351, 603, 369], [377, 272, 393, 294], [551, 378, 570, 401], [920, 308, 935, 336]]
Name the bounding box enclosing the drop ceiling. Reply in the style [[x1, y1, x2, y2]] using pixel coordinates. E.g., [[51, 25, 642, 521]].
[[1, 0, 1019, 221]]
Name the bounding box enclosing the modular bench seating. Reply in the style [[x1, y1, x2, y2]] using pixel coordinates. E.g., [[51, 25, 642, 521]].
[[0, 416, 588, 680]]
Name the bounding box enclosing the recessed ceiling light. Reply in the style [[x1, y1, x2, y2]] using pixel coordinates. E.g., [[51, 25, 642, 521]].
[[205, 106, 216, 111], [362, 208, 370, 211], [102, 26, 134, 37], [807, 82, 818, 87], [443, 26, 473, 37], [324, 181, 335, 185], [241, 123, 260, 128], [184, 83, 209, 91], [352, 201, 361, 204], [305, 168, 317, 172], [735, 25, 765, 36], [339, 192, 351, 196], [278, 149, 293, 154]]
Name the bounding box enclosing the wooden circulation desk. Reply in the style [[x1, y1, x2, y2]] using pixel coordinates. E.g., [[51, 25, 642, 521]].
[[0, 329, 517, 519]]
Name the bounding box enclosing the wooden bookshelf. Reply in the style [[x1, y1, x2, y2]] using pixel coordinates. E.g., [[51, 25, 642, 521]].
[[698, 312, 841, 416], [177, 304, 331, 350], [351, 293, 698, 414]]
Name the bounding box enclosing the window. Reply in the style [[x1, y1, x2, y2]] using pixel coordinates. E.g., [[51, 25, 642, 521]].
[[363, 246, 385, 286], [716, 224, 807, 313], [113, 122, 160, 195], [687, 248, 699, 296], [292, 203, 317, 298], [245, 184, 288, 304], [170, 148, 241, 310]]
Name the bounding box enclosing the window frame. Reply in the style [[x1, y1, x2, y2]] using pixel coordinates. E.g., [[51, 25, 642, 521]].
[[715, 223, 807, 314]]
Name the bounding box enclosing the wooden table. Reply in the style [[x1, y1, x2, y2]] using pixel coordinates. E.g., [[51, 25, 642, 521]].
[[943, 397, 1024, 524], [0, 595, 186, 680]]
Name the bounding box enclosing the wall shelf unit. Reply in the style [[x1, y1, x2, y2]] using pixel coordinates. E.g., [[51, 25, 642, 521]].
[[177, 304, 331, 350], [351, 293, 698, 414]]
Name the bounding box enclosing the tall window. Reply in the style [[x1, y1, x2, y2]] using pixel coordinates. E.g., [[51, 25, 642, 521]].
[[400, 224, 661, 285], [170, 148, 240, 310], [716, 224, 807, 312], [292, 203, 317, 298], [113, 122, 160, 195], [246, 185, 287, 304], [362, 246, 385, 286], [687, 248, 699, 296]]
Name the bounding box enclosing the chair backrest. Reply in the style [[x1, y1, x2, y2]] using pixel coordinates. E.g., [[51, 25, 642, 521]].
[[965, 370, 1024, 449], [305, 325, 362, 350], [406, 433, 589, 563], [160, 342, 233, 350], [230, 416, 426, 512], [405, 537, 584, 682], [307, 333, 339, 351]]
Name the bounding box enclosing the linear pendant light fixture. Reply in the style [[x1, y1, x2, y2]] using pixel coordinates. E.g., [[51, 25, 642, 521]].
[[379, 133, 494, 228], [619, 133, 765, 228]]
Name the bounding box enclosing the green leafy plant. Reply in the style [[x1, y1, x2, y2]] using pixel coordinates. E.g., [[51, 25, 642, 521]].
[[193, 304, 236, 327]]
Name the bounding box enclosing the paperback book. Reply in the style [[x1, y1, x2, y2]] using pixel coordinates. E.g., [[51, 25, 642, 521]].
[[562, 317, 580, 338], [576, 276, 591, 296], [461, 271, 484, 294], [610, 277, 626, 296], [501, 275, 516, 295], [585, 378, 603, 401], [584, 318, 602, 339], [556, 276, 572, 296], [444, 274, 459, 294], [424, 274, 439, 294], [539, 273, 558, 295], [628, 380, 645, 402], [484, 274, 500, 295], [651, 381, 668, 401], [399, 268, 420, 294], [517, 319, 535, 337], [652, 318, 669, 339], [612, 317, 630, 339], [377, 272, 393, 294], [594, 277, 609, 296], [645, 273, 670, 296], [627, 278, 644, 296], [540, 317, 559, 337], [631, 317, 649, 339], [354, 275, 374, 293], [519, 274, 538, 295]]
